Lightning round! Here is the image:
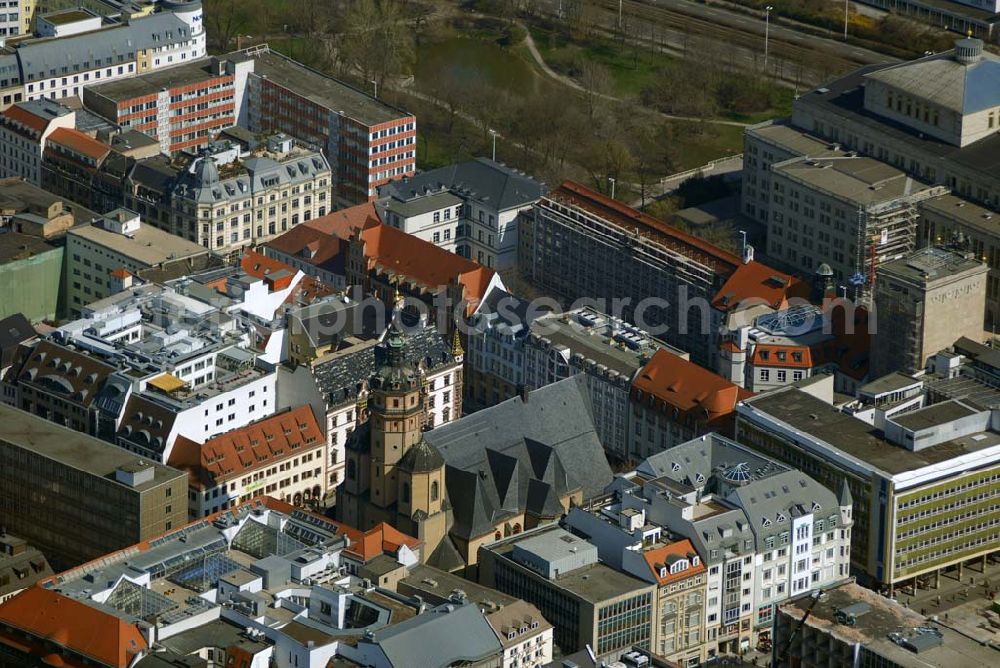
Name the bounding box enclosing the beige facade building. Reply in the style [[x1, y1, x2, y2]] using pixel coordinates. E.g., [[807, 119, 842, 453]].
[[871, 246, 988, 376], [918, 193, 1000, 329], [126, 137, 332, 255], [768, 154, 944, 300], [65, 208, 210, 316], [0, 403, 188, 569]]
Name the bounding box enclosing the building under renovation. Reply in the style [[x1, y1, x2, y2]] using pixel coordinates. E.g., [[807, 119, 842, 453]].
[[767, 154, 946, 303]]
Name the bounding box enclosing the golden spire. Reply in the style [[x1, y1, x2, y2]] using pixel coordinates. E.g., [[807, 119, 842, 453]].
[[451, 325, 464, 357]]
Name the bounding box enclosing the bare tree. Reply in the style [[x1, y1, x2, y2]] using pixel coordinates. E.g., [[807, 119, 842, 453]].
[[579, 60, 611, 120], [204, 0, 249, 51]]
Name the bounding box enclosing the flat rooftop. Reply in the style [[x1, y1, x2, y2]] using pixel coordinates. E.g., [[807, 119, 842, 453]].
[[491, 532, 650, 604], [890, 400, 978, 431], [860, 372, 922, 396], [0, 231, 60, 264], [249, 50, 411, 126], [919, 194, 1000, 235], [69, 220, 208, 266], [878, 246, 986, 284], [795, 65, 1000, 183], [781, 582, 1000, 666], [87, 60, 227, 102], [742, 389, 1000, 476], [40, 9, 98, 25], [0, 404, 184, 491], [746, 120, 841, 157], [774, 155, 929, 205], [927, 374, 1000, 410], [530, 312, 671, 377]]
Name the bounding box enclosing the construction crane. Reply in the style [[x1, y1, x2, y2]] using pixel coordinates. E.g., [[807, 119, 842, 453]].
[[774, 589, 824, 667]]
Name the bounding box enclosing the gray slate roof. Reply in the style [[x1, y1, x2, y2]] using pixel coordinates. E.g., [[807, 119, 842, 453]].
[[368, 601, 503, 667], [380, 158, 546, 212], [865, 44, 1000, 114], [17, 13, 192, 83], [424, 376, 613, 541], [313, 315, 455, 406]]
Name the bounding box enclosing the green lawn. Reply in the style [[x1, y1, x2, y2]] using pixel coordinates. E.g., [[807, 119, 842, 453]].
[[528, 26, 671, 98], [667, 122, 745, 170]]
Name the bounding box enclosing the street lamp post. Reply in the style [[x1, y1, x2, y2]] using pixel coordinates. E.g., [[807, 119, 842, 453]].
[[489, 129, 498, 161], [618, 0, 623, 28], [844, 0, 849, 40], [371, 79, 378, 99], [608, 176, 616, 199], [764, 6, 773, 73]]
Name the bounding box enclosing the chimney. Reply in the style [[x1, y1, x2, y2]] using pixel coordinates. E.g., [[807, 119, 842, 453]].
[[519, 385, 529, 403], [742, 244, 755, 265]]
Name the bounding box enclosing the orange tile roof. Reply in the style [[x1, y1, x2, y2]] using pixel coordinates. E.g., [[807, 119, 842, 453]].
[[357, 218, 496, 309], [641, 539, 705, 586], [240, 250, 297, 291], [2, 105, 49, 134], [168, 406, 324, 489], [265, 224, 346, 274], [0, 587, 148, 668], [633, 349, 752, 433], [283, 274, 336, 307], [750, 302, 871, 381], [712, 261, 810, 313], [752, 344, 813, 369], [341, 521, 422, 563], [304, 202, 380, 239], [548, 182, 741, 274], [46, 127, 111, 162]]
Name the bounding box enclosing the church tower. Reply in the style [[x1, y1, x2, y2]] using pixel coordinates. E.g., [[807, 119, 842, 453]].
[[366, 305, 426, 510]]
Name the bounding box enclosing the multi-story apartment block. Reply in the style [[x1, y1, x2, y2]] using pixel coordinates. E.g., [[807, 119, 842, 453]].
[[871, 246, 988, 376], [0, 498, 513, 668], [720, 303, 871, 394], [263, 202, 380, 292], [571, 433, 852, 655], [40, 125, 112, 207], [466, 295, 681, 460], [83, 56, 248, 155], [243, 48, 416, 204], [739, 382, 1000, 591], [478, 524, 656, 661], [169, 404, 330, 517], [125, 135, 332, 254], [0, 403, 187, 569], [398, 564, 555, 668], [0, 0, 30, 36], [524, 182, 794, 367], [919, 194, 1000, 328], [64, 208, 210, 315], [18, 2, 205, 104], [630, 349, 751, 461], [346, 214, 505, 327], [0, 98, 74, 183], [768, 153, 945, 301], [747, 39, 1000, 232], [378, 157, 546, 270]]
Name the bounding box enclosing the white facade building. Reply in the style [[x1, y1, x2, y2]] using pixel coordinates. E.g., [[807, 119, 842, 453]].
[[378, 157, 546, 270], [0, 98, 74, 184]]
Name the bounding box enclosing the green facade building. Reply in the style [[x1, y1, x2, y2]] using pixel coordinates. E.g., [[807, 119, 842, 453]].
[[0, 232, 63, 323]]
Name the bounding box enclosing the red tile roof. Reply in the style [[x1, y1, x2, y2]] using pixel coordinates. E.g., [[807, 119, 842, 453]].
[[750, 301, 871, 380], [304, 202, 380, 239], [633, 349, 752, 433], [641, 539, 706, 586], [265, 224, 346, 274], [712, 261, 810, 313], [356, 218, 496, 310], [168, 406, 324, 489], [240, 250, 297, 291], [547, 182, 741, 274], [46, 127, 111, 162], [0, 587, 148, 668], [2, 105, 49, 134]]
